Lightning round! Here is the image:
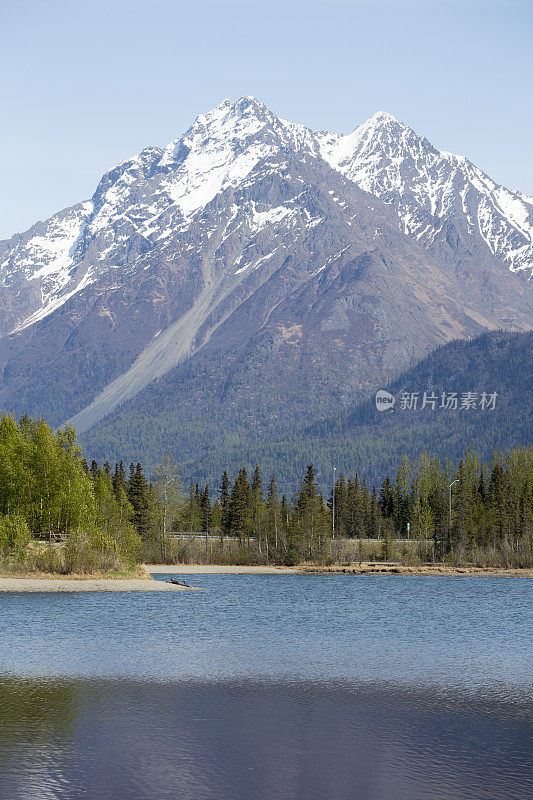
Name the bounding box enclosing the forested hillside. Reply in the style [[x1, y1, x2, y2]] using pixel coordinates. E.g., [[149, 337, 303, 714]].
[[82, 331, 532, 493]]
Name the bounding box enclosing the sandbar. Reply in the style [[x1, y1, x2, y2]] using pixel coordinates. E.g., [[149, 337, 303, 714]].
[[0, 577, 199, 592]]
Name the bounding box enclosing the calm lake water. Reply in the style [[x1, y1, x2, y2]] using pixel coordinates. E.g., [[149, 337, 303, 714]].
[[0, 575, 531, 799]]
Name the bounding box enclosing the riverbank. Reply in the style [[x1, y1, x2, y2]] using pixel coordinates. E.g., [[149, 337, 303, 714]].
[[301, 563, 533, 577], [1, 563, 529, 589], [146, 564, 299, 574], [145, 563, 532, 577], [0, 568, 200, 591]]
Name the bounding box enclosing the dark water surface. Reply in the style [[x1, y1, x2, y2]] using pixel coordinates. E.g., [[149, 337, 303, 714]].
[[0, 575, 531, 799]]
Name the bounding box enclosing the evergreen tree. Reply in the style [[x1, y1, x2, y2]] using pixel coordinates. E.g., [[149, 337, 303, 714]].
[[229, 468, 251, 543], [370, 487, 380, 538], [200, 485, 211, 534], [488, 462, 505, 545], [267, 474, 280, 554], [112, 461, 127, 500], [219, 470, 231, 536], [251, 464, 265, 549], [127, 463, 152, 539], [379, 476, 394, 519]]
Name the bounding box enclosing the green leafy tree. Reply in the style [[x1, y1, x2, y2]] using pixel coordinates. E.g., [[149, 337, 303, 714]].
[[153, 454, 182, 559], [0, 515, 30, 554]]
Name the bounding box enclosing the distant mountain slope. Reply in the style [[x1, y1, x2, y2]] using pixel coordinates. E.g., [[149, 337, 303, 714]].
[[82, 331, 532, 492]]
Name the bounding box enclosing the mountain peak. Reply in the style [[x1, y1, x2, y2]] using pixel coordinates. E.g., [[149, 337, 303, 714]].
[[366, 110, 402, 126], [187, 95, 274, 136], [235, 94, 267, 110], [356, 110, 423, 145], [160, 96, 276, 167], [317, 110, 532, 273], [317, 109, 419, 171]]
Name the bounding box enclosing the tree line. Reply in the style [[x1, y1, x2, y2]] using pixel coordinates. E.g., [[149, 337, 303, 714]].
[[0, 412, 531, 568], [170, 449, 532, 565], [87, 446, 533, 565]]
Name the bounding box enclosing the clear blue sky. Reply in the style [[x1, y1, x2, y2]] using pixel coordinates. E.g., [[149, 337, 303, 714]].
[[1, 0, 531, 239]]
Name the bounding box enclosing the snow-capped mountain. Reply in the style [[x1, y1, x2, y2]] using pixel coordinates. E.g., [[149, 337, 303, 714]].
[[0, 97, 319, 336], [0, 96, 531, 441], [318, 111, 533, 274], [1, 96, 531, 337]]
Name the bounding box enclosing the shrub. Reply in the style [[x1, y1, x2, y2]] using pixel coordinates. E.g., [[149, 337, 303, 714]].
[[0, 515, 31, 554], [63, 530, 121, 574], [27, 546, 63, 574], [281, 547, 301, 566]]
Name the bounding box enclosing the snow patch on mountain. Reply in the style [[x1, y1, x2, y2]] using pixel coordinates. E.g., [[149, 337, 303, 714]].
[[1, 201, 92, 289], [249, 203, 294, 234], [13, 267, 96, 333], [0, 201, 94, 333]]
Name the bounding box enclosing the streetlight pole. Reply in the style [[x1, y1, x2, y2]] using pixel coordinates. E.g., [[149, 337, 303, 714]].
[[332, 467, 336, 540], [332, 466, 338, 562], [447, 479, 459, 562]]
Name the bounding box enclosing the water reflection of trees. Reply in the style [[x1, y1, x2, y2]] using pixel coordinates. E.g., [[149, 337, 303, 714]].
[[0, 679, 530, 800], [0, 677, 81, 797]]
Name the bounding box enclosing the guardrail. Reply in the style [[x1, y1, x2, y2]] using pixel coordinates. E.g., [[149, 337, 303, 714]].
[[170, 533, 419, 544]]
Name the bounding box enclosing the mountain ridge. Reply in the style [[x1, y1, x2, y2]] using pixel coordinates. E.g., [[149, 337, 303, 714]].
[[0, 96, 531, 444], [2, 96, 531, 335]]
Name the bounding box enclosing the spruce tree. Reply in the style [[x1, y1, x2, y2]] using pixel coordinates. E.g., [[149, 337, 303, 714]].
[[200, 485, 211, 533], [379, 476, 394, 518], [370, 487, 380, 538], [219, 470, 231, 536], [228, 468, 251, 543], [267, 474, 280, 554], [128, 463, 151, 539], [251, 464, 264, 548], [112, 461, 126, 500]]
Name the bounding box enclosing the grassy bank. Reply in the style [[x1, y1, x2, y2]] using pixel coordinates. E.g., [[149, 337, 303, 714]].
[[143, 534, 533, 570], [0, 539, 142, 580]]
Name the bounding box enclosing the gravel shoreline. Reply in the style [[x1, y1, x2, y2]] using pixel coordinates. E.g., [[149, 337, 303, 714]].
[[0, 577, 199, 592]]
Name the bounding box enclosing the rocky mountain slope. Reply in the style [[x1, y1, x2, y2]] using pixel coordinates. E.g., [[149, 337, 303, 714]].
[[0, 97, 531, 444]]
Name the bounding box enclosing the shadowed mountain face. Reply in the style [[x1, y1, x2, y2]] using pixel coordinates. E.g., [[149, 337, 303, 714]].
[[0, 97, 531, 443]]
